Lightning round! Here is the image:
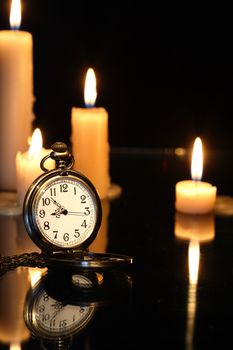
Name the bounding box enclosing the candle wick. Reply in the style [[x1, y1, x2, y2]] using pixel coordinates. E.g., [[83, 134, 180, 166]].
[[85, 103, 94, 109], [193, 179, 200, 188], [11, 26, 20, 31]]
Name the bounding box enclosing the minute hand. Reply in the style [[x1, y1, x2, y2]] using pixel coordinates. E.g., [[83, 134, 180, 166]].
[[61, 210, 86, 216]]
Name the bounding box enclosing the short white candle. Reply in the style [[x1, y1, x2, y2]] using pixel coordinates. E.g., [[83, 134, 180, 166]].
[[71, 68, 110, 199], [0, 0, 34, 191], [175, 137, 217, 214], [16, 129, 54, 210]]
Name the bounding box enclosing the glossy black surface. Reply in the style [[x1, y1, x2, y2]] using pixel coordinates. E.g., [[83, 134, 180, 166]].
[[1, 148, 233, 349]]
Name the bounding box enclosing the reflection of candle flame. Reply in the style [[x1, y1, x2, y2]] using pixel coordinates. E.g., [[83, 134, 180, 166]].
[[10, 343, 21, 350], [186, 240, 200, 350], [84, 68, 97, 107], [191, 137, 203, 181], [10, 0, 21, 30], [188, 240, 200, 285], [28, 268, 44, 287], [28, 128, 43, 160]]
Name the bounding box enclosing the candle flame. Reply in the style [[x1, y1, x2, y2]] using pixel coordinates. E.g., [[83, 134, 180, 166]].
[[84, 68, 97, 107], [191, 137, 203, 181], [28, 128, 43, 160], [188, 240, 200, 285], [10, 343, 21, 350], [10, 0, 21, 30]]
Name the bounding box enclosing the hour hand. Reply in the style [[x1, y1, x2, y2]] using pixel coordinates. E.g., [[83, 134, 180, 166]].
[[51, 209, 69, 217], [50, 197, 65, 211]]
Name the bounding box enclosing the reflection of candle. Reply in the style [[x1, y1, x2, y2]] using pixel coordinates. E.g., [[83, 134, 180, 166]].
[[10, 343, 21, 350], [185, 240, 200, 350], [0, 268, 30, 344], [71, 68, 110, 199], [174, 212, 215, 243], [0, 0, 34, 191], [16, 128, 54, 209], [175, 137, 217, 214]]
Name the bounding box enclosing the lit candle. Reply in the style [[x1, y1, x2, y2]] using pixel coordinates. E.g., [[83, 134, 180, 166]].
[[16, 128, 54, 210], [0, 0, 34, 191], [175, 137, 217, 214], [71, 68, 110, 199]]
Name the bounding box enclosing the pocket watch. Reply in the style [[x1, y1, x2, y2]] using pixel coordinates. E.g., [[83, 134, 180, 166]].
[[23, 142, 133, 270], [23, 142, 102, 253]]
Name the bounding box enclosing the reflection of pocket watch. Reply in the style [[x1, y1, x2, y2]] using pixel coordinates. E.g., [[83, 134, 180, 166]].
[[23, 142, 133, 269], [23, 270, 98, 347], [24, 269, 132, 348]]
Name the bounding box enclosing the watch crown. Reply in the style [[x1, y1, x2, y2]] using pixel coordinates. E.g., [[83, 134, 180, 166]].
[[40, 142, 74, 172], [51, 142, 68, 153]]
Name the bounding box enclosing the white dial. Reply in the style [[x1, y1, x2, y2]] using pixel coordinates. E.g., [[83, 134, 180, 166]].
[[33, 176, 98, 248]]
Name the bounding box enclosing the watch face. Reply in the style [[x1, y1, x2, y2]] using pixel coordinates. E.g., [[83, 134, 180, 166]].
[[24, 170, 102, 251]]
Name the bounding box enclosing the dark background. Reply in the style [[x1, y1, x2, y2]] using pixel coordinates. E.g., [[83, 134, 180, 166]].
[[1, 1, 233, 150]]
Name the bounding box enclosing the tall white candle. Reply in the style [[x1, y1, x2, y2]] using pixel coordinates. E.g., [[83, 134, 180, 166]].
[[0, 0, 34, 191], [16, 128, 54, 210], [71, 68, 110, 199]]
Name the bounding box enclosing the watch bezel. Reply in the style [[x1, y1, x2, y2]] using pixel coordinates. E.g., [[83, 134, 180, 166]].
[[23, 169, 102, 252]]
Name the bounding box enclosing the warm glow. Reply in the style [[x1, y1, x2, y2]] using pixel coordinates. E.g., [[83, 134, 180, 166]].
[[175, 147, 186, 156], [84, 68, 97, 107], [191, 137, 203, 181], [10, 0, 21, 30], [28, 128, 43, 160], [10, 343, 21, 350], [28, 268, 43, 287], [188, 240, 200, 285]]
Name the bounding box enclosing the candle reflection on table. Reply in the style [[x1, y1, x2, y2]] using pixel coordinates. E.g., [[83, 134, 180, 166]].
[[174, 212, 215, 243], [174, 212, 215, 350], [0, 214, 46, 347], [0, 268, 30, 345], [186, 240, 200, 350]]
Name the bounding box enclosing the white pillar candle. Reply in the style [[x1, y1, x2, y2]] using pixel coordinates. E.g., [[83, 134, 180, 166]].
[[71, 68, 110, 199], [175, 137, 217, 214], [89, 199, 110, 253], [0, 0, 34, 191], [16, 128, 54, 210]]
